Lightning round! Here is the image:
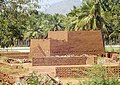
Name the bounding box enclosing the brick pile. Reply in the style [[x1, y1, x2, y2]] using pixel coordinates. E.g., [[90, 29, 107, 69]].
[[30, 31, 105, 58], [30, 39, 50, 58], [48, 31, 68, 41], [0, 52, 29, 59], [0, 72, 16, 84], [86, 55, 98, 65], [55, 65, 120, 78], [68, 31, 105, 55], [106, 52, 119, 58], [30, 31, 105, 66], [32, 56, 87, 66], [50, 39, 69, 56]]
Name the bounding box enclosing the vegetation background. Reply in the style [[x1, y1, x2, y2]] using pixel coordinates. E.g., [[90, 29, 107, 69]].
[[0, 0, 120, 48]]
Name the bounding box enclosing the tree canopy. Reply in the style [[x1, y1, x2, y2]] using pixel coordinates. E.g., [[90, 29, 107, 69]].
[[0, 0, 119, 47]]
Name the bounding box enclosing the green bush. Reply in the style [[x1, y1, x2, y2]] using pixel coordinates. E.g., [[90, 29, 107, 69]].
[[76, 65, 120, 85]]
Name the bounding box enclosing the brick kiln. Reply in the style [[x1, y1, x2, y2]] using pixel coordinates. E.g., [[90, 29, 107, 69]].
[[30, 31, 105, 66]]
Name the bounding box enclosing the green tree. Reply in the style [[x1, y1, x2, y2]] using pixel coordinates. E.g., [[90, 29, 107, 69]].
[[49, 14, 66, 31], [68, 0, 108, 31], [67, 0, 120, 44], [0, 0, 39, 47], [101, 0, 120, 44], [24, 12, 50, 39]]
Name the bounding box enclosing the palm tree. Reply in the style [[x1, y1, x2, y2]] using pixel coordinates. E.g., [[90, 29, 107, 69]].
[[68, 0, 120, 45], [99, 0, 120, 44], [50, 14, 65, 31], [68, 0, 108, 31], [24, 13, 46, 39]]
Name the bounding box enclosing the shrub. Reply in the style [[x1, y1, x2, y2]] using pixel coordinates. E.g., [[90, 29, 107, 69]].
[[76, 64, 120, 85]]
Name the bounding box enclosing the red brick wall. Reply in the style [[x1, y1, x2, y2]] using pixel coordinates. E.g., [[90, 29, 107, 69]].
[[68, 31, 105, 55], [48, 31, 68, 41], [56, 65, 120, 78], [86, 56, 98, 65], [32, 56, 87, 66], [50, 39, 69, 56], [30, 39, 50, 58], [30, 31, 105, 58], [49, 31, 105, 56], [0, 52, 29, 59]]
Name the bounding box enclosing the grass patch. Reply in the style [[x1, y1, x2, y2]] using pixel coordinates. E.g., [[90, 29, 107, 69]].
[[0, 64, 27, 73], [105, 47, 120, 52], [0, 66, 27, 73], [0, 56, 8, 62]]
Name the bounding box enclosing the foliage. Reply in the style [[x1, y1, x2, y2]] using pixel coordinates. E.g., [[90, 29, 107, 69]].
[[0, 0, 119, 47], [67, 0, 106, 30], [67, 0, 120, 44], [102, 0, 120, 44], [105, 46, 120, 52], [14, 72, 61, 85], [75, 65, 120, 85], [0, 0, 39, 48]]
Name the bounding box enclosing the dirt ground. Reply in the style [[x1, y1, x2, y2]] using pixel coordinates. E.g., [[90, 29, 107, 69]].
[[17, 61, 119, 84], [0, 55, 119, 85], [0, 62, 84, 84], [22, 63, 79, 84]]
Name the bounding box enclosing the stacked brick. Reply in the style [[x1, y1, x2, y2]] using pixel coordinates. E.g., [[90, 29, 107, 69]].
[[86, 55, 98, 65], [48, 31, 69, 56], [106, 52, 119, 58], [56, 65, 120, 78], [0, 72, 16, 84], [50, 40, 69, 56], [30, 31, 105, 66], [68, 31, 105, 55], [30, 31, 105, 58], [48, 31, 68, 41], [0, 52, 29, 59], [30, 39, 50, 58], [32, 56, 87, 66]]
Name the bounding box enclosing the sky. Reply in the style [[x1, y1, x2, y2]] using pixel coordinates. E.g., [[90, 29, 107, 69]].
[[39, 0, 63, 12], [40, 0, 63, 5], [39, 0, 82, 12]]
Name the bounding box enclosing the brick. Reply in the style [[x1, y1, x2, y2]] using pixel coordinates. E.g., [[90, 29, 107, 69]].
[[32, 56, 87, 66], [86, 56, 98, 65], [55, 66, 120, 78], [30, 39, 50, 58], [30, 31, 105, 66], [30, 31, 105, 58], [0, 52, 29, 59]]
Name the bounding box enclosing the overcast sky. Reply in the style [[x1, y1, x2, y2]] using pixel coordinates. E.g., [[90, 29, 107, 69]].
[[40, 0, 63, 5], [39, 0, 82, 12], [39, 0, 63, 12]]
